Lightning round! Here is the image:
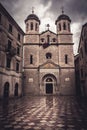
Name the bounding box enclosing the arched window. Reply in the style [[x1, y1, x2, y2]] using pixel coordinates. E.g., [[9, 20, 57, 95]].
[[53, 38, 56, 42], [46, 78, 52, 82], [30, 55, 33, 64], [16, 62, 19, 72], [31, 22, 33, 30], [14, 83, 18, 97], [6, 55, 11, 68], [63, 22, 66, 30], [35, 23, 38, 31], [46, 53, 52, 59], [65, 54, 68, 64], [59, 23, 61, 31], [41, 38, 44, 42], [3, 82, 9, 98]]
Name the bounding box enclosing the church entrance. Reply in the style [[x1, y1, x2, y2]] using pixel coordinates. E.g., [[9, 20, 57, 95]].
[[42, 74, 57, 95], [45, 78, 53, 94], [46, 83, 53, 94]]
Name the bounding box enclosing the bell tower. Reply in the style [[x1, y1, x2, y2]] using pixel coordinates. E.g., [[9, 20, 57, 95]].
[[24, 8, 40, 43], [25, 8, 40, 35], [55, 11, 72, 43]]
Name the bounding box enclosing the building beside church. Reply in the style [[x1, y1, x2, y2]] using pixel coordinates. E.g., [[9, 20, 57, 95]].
[[0, 3, 24, 98], [75, 23, 87, 96], [23, 10, 75, 95]]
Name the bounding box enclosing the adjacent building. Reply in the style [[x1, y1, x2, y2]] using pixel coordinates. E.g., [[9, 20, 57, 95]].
[[75, 23, 87, 96], [23, 10, 75, 95], [0, 3, 24, 98]]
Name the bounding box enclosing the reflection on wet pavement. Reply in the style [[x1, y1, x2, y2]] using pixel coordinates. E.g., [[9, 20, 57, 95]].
[[0, 96, 87, 130]]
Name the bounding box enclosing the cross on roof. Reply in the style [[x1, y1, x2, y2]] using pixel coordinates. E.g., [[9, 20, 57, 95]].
[[61, 6, 64, 14], [47, 24, 50, 30], [32, 7, 35, 14]]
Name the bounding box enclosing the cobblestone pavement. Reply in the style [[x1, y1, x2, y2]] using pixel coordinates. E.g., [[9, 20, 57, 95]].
[[0, 96, 87, 130]]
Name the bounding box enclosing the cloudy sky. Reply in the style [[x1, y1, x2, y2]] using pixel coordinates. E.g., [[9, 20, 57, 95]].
[[1, 0, 87, 54]]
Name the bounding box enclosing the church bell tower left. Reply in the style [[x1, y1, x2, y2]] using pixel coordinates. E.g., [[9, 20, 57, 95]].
[[24, 8, 40, 43]]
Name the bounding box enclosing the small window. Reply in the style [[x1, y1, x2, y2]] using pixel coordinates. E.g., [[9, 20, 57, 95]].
[[31, 22, 33, 30], [18, 33, 20, 41], [59, 23, 61, 31], [53, 38, 56, 42], [9, 24, 12, 33], [35, 23, 38, 31], [30, 55, 33, 64], [46, 78, 52, 82], [17, 45, 20, 55], [6, 56, 11, 68], [46, 53, 52, 59], [16, 62, 19, 72], [41, 38, 44, 42], [63, 22, 66, 30], [65, 54, 68, 64], [8, 40, 12, 50], [14, 83, 18, 96]]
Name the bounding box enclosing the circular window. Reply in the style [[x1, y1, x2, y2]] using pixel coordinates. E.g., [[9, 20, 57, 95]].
[[46, 52, 52, 59], [46, 78, 52, 82]]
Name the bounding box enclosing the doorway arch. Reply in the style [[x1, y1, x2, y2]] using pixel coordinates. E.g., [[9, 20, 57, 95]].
[[42, 74, 57, 95], [3, 82, 9, 98], [46, 78, 53, 94]]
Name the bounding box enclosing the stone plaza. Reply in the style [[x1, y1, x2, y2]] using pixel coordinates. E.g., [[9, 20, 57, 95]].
[[0, 96, 87, 130]]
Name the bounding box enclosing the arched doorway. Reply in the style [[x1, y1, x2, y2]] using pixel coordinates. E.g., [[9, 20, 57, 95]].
[[14, 83, 18, 97], [3, 82, 9, 98], [46, 78, 53, 94], [42, 74, 57, 95]]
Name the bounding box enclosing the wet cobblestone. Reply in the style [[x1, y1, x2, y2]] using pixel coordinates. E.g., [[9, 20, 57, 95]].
[[0, 96, 87, 130]]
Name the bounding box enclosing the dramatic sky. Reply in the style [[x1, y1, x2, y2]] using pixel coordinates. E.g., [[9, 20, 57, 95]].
[[1, 0, 87, 54]]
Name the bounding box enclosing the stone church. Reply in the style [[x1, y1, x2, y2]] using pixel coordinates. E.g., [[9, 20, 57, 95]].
[[23, 10, 75, 95]]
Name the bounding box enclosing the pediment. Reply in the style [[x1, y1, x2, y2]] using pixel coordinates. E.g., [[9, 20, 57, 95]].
[[39, 61, 60, 69], [40, 30, 56, 36]]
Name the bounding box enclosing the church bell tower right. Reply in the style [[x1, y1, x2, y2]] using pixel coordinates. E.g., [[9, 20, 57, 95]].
[[55, 11, 75, 95], [55, 10, 72, 44]]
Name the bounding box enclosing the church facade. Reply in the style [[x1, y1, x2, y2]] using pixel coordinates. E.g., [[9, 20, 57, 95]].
[[23, 11, 75, 95]]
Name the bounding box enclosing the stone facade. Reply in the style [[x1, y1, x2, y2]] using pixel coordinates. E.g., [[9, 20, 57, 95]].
[[0, 3, 24, 98], [0, 3, 75, 97], [23, 11, 75, 95]]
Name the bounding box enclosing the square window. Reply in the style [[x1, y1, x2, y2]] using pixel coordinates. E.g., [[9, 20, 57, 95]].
[[6, 56, 11, 68], [18, 33, 20, 41], [9, 24, 12, 33], [17, 46, 20, 56], [16, 62, 19, 72]]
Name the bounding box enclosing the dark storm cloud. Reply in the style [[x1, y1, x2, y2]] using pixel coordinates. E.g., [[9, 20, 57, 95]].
[[0, 0, 87, 54], [40, 0, 87, 22], [0, 0, 20, 15], [1, 0, 87, 23]]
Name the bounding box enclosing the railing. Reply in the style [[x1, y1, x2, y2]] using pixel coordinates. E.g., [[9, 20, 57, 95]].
[[5, 45, 16, 56]]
